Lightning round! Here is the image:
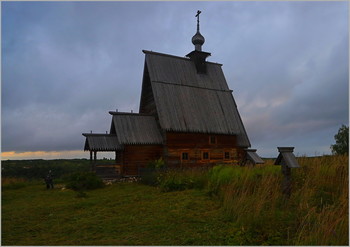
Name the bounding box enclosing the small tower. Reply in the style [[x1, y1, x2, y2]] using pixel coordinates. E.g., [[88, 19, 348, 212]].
[[186, 10, 211, 74], [192, 10, 205, 51]]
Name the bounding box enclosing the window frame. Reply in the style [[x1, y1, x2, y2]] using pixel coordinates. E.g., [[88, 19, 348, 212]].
[[181, 152, 189, 161], [202, 151, 210, 160], [209, 136, 217, 144], [224, 151, 230, 160]]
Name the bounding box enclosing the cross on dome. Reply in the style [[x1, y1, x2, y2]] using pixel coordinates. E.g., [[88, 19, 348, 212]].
[[192, 10, 205, 51]]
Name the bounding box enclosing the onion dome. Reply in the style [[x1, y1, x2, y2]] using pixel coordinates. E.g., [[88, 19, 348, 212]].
[[192, 31, 205, 51], [192, 10, 205, 51], [186, 10, 211, 73]]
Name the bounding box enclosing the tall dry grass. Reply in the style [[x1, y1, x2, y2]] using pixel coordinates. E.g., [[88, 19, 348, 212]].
[[293, 155, 348, 245], [1, 177, 30, 190], [1, 177, 27, 185], [211, 155, 348, 245]]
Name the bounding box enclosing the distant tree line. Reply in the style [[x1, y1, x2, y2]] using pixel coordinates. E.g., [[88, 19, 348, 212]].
[[1, 159, 92, 180], [331, 124, 349, 155]]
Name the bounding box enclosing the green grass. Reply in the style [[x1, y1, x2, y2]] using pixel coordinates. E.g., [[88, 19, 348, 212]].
[[215, 156, 349, 245], [2, 155, 348, 245], [2, 182, 236, 245]]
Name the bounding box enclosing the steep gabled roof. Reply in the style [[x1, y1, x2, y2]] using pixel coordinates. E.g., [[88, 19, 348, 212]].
[[82, 133, 121, 151], [140, 50, 251, 147], [143, 50, 226, 90], [275, 147, 300, 168], [109, 112, 163, 145], [246, 149, 264, 164]]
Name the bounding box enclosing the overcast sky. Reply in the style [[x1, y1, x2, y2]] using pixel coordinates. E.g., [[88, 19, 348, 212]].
[[2, 1, 349, 159]]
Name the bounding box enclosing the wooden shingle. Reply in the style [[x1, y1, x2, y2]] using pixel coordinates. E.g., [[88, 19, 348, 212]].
[[109, 112, 163, 145], [274, 147, 300, 168], [139, 50, 250, 147], [246, 149, 264, 164], [82, 134, 121, 151]]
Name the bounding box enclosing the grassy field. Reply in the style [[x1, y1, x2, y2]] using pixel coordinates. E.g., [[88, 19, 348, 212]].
[[216, 155, 349, 245], [2, 155, 348, 245], [2, 181, 236, 245]]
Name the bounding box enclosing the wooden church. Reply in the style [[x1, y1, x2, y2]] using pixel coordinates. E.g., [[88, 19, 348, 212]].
[[83, 11, 262, 177]]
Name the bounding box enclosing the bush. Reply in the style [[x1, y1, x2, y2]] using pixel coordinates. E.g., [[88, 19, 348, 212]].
[[158, 168, 208, 192], [65, 172, 104, 191], [147, 157, 165, 169], [139, 158, 166, 186], [139, 168, 161, 186], [207, 165, 238, 194], [139, 166, 208, 192]]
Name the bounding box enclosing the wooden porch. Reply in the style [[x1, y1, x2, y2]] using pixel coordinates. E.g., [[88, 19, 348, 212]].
[[88, 150, 124, 180]]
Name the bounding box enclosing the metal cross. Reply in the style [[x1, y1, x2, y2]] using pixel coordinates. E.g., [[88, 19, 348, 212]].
[[195, 10, 201, 31]]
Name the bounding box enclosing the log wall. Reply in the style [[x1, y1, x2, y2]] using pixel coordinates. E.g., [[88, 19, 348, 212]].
[[122, 144, 163, 176], [120, 133, 246, 175], [165, 132, 245, 167]]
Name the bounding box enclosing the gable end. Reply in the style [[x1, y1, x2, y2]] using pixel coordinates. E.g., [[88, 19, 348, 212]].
[[139, 61, 157, 116]]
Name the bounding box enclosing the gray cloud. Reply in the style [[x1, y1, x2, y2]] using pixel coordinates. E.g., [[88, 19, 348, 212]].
[[2, 1, 348, 157]]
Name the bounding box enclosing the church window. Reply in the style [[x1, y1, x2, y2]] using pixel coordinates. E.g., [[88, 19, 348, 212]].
[[202, 151, 209, 160], [182, 152, 189, 160]]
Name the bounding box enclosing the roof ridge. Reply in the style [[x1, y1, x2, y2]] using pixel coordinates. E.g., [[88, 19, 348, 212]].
[[142, 50, 188, 60], [82, 133, 117, 136], [108, 111, 154, 116], [152, 80, 233, 93], [142, 50, 222, 66]]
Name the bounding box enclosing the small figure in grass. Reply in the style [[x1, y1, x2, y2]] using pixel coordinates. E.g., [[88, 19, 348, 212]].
[[44, 170, 54, 189]]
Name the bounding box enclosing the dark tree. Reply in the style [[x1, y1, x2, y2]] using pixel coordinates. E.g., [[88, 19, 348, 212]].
[[331, 125, 349, 155]]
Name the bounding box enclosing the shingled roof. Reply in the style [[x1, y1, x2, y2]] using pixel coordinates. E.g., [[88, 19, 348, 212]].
[[109, 112, 163, 145], [139, 50, 251, 147], [275, 147, 300, 168], [246, 149, 264, 164], [82, 134, 121, 151]]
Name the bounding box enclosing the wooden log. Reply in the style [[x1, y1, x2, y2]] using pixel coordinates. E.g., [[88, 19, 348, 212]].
[[93, 151, 97, 172], [122, 144, 163, 176], [282, 164, 292, 198], [90, 151, 93, 172]]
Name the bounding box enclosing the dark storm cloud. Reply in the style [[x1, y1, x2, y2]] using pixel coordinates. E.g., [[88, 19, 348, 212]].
[[2, 1, 348, 157], [219, 1, 349, 156]]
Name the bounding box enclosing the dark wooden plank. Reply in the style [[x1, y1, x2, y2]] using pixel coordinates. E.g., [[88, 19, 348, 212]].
[[122, 144, 163, 176]]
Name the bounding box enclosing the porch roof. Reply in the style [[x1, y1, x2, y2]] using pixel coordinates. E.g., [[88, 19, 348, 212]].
[[82, 133, 122, 151]]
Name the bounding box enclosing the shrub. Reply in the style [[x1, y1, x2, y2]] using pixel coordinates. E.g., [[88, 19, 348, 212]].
[[207, 165, 240, 194], [65, 172, 104, 191], [158, 168, 208, 192], [140, 158, 166, 186], [158, 172, 188, 192], [139, 168, 161, 186], [147, 157, 165, 169], [140, 166, 208, 192]]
